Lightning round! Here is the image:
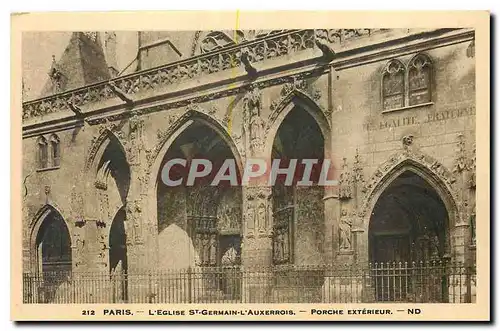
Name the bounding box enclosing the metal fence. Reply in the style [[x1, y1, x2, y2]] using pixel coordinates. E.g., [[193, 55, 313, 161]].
[[23, 261, 476, 304]]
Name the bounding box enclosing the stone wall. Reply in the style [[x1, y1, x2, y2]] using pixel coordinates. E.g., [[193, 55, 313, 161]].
[[22, 29, 476, 278]]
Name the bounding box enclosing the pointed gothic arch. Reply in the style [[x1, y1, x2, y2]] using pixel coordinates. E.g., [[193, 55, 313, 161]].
[[85, 128, 128, 174], [264, 90, 331, 160], [148, 107, 243, 279], [357, 150, 460, 267], [146, 109, 244, 192], [109, 206, 128, 302], [360, 151, 459, 227], [266, 91, 330, 267], [29, 204, 72, 274]]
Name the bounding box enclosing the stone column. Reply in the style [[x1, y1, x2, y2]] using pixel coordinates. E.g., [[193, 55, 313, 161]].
[[122, 115, 158, 303], [240, 85, 274, 302], [241, 185, 273, 302], [451, 134, 471, 264]]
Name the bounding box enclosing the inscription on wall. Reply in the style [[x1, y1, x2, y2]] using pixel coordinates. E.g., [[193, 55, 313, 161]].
[[363, 106, 475, 132]]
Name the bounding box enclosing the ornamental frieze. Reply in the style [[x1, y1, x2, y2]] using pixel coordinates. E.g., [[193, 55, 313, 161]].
[[23, 30, 321, 121], [315, 29, 376, 45], [44, 69, 318, 129], [23, 27, 375, 123]]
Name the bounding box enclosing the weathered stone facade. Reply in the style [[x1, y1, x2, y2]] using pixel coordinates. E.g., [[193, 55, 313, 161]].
[[22, 29, 476, 302]]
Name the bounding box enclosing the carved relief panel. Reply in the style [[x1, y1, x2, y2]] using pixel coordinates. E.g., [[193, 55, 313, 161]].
[[245, 186, 272, 238]]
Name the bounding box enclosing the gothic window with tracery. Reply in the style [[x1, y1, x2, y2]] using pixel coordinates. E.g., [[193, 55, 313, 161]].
[[382, 60, 405, 110], [408, 54, 432, 106], [37, 136, 48, 169], [50, 134, 61, 167]]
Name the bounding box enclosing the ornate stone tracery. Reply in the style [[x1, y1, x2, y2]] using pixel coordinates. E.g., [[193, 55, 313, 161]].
[[85, 121, 128, 172], [269, 77, 322, 113], [359, 148, 459, 225]]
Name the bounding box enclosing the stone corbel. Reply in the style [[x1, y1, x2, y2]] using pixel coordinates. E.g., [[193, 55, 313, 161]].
[[66, 100, 88, 123], [108, 81, 134, 107], [240, 47, 257, 77], [315, 38, 336, 61]]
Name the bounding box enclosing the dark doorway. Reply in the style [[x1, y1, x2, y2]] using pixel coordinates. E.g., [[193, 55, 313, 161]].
[[35, 210, 72, 302], [109, 208, 128, 302], [368, 170, 450, 302]]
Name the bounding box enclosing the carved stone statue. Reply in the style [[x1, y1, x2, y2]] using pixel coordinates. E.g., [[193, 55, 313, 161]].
[[273, 230, 283, 262], [338, 158, 353, 200], [243, 87, 265, 156], [282, 230, 289, 261], [339, 209, 352, 251], [246, 206, 255, 234], [209, 235, 217, 265], [402, 134, 414, 149], [221, 246, 238, 265], [257, 202, 267, 233]]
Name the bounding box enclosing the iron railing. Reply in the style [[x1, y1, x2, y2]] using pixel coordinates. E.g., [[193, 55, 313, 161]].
[[23, 261, 476, 304]]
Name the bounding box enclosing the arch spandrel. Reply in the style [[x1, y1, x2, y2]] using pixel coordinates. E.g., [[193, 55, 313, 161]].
[[358, 148, 460, 229]]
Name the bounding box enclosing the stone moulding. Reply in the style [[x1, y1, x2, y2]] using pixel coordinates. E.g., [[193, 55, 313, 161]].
[[23, 29, 315, 120], [21, 29, 472, 136]]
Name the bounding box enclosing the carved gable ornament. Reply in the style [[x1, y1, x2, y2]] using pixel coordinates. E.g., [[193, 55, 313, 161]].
[[359, 148, 458, 223], [453, 133, 470, 174], [85, 121, 127, 172], [144, 104, 228, 186], [266, 77, 325, 137], [269, 77, 321, 113]]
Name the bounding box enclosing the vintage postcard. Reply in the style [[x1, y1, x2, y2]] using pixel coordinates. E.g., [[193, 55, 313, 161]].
[[11, 11, 490, 321]]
